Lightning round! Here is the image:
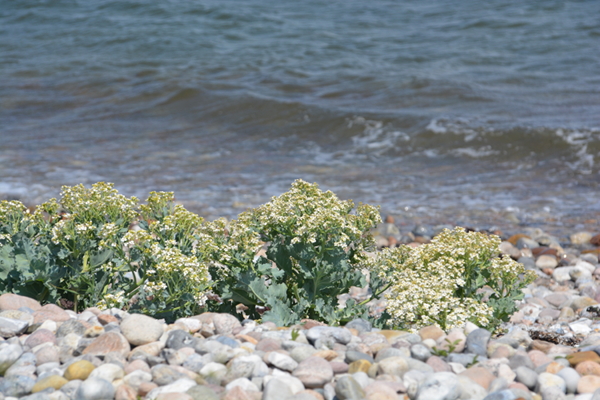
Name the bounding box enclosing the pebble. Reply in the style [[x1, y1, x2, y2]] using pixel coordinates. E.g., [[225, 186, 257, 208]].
[[120, 314, 164, 346]]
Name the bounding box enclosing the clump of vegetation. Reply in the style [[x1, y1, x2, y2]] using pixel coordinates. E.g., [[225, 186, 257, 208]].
[[375, 227, 536, 331], [0, 183, 211, 321], [0, 181, 534, 330], [208, 179, 383, 326]]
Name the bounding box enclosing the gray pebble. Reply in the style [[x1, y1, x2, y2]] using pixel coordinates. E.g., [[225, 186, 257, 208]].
[[335, 375, 366, 400], [466, 329, 491, 356]]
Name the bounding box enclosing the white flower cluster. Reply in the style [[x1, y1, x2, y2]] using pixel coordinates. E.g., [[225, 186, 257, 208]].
[[96, 290, 126, 311], [238, 179, 381, 254], [380, 227, 534, 330]]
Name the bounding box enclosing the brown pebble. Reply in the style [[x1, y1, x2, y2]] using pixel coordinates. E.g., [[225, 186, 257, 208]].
[[98, 314, 119, 325], [576, 360, 600, 376], [567, 351, 600, 367], [508, 234, 531, 246], [138, 382, 158, 397]]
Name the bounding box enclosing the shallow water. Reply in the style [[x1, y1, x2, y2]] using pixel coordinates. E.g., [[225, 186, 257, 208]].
[[1, 0, 600, 234]]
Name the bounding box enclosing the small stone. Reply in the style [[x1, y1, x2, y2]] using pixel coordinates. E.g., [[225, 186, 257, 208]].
[[0, 374, 36, 397], [571, 232, 593, 246], [266, 351, 298, 372], [345, 319, 372, 334], [146, 378, 197, 400], [466, 329, 491, 357], [377, 356, 409, 377], [537, 372, 566, 392], [225, 377, 259, 392], [89, 363, 124, 382], [120, 314, 164, 346], [0, 293, 42, 311], [459, 366, 495, 390], [25, 329, 57, 348], [566, 351, 600, 367], [363, 381, 399, 400], [34, 345, 60, 365], [152, 364, 189, 386], [74, 377, 116, 400], [416, 372, 460, 400], [123, 369, 152, 390], [426, 355, 452, 372], [536, 255, 559, 269], [32, 375, 68, 392], [263, 375, 304, 400], [186, 385, 220, 400], [56, 319, 86, 337], [515, 366, 538, 390], [0, 343, 24, 375], [557, 367, 580, 394], [82, 332, 130, 357], [418, 325, 445, 341], [32, 304, 70, 325], [221, 386, 257, 400], [166, 330, 197, 350], [139, 381, 159, 397], [335, 375, 366, 400], [0, 317, 29, 338], [64, 359, 96, 380], [348, 359, 372, 374], [115, 383, 138, 400], [306, 326, 352, 345], [293, 356, 334, 388], [313, 349, 339, 361]]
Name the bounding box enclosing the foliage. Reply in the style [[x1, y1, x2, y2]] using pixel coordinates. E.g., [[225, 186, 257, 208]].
[[0, 184, 211, 322], [377, 227, 536, 331], [207, 179, 383, 326]]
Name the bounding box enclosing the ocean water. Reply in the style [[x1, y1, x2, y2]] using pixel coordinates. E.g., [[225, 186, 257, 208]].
[[1, 0, 600, 234]]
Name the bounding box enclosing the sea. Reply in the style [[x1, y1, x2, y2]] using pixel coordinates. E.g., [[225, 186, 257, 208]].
[[2, 0, 600, 235]]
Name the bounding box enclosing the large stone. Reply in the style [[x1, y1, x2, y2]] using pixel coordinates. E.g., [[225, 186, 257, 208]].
[[120, 313, 164, 346], [293, 356, 334, 388], [74, 377, 116, 400], [82, 332, 130, 357], [0, 293, 42, 311], [377, 356, 410, 377]]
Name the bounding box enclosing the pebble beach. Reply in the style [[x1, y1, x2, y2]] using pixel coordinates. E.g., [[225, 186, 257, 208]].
[[0, 223, 599, 400]]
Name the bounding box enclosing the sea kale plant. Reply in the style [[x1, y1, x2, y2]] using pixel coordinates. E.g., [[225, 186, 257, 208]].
[[207, 179, 383, 326], [0, 183, 212, 321], [375, 227, 536, 331]]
